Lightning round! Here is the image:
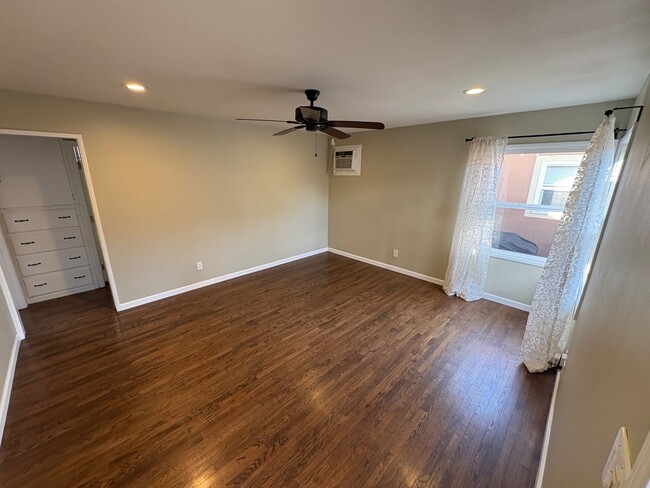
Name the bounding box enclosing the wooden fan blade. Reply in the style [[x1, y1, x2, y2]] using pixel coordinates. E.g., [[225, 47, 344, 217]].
[[319, 127, 351, 139], [328, 120, 385, 130], [273, 126, 305, 136], [299, 107, 321, 121], [236, 118, 300, 124]]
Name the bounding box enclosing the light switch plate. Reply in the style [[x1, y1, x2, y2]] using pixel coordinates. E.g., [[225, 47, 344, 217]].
[[602, 427, 632, 488]]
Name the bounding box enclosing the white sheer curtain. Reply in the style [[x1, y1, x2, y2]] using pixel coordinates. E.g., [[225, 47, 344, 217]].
[[444, 137, 507, 301], [522, 115, 617, 372]]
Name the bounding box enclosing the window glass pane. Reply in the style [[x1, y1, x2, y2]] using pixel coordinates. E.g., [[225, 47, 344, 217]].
[[497, 152, 583, 205], [543, 165, 578, 187], [496, 153, 537, 204], [493, 207, 560, 258], [540, 189, 569, 206]]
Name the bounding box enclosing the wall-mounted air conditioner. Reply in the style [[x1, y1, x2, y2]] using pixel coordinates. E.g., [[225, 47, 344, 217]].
[[332, 145, 361, 176]]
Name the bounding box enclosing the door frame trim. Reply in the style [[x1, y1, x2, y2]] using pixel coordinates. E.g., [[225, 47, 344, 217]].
[[0, 261, 24, 340], [0, 128, 120, 311]]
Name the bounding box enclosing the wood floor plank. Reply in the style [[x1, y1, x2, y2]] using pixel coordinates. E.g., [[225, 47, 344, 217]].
[[0, 252, 555, 487]]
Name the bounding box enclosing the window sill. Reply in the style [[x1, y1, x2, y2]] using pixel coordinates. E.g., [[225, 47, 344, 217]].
[[490, 248, 547, 268], [523, 210, 562, 220]]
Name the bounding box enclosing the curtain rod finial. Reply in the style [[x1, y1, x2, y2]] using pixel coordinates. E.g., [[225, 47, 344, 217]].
[[605, 109, 614, 117]]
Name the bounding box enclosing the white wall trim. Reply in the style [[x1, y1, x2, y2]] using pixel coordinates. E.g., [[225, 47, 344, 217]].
[[327, 248, 533, 312], [117, 248, 328, 311], [535, 370, 562, 488], [327, 248, 444, 285], [482, 292, 531, 312], [0, 338, 21, 446], [75, 135, 120, 307], [0, 227, 26, 311], [490, 248, 546, 268], [0, 128, 121, 311], [0, 258, 24, 340], [627, 427, 650, 488]]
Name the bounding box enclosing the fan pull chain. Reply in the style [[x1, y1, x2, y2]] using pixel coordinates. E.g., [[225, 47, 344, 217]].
[[315, 131, 318, 157]]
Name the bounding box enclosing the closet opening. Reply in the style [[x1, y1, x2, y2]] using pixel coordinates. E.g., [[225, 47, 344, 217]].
[[0, 130, 118, 325]]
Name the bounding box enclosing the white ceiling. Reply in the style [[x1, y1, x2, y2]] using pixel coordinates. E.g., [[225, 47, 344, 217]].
[[0, 0, 649, 128]]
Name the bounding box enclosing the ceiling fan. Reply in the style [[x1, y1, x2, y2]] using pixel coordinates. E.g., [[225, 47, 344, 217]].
[[236, 89, 385, 139]]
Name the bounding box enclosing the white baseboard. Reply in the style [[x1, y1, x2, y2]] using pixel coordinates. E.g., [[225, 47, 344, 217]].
[[535, 370, 561, 488], [327, 248, 444, 286], [327, 248, 532, 313], [116, 247, 530, 314], [116, 248, 328, 311], [0, 337, 21, 447], [482, 292, 531, 312]]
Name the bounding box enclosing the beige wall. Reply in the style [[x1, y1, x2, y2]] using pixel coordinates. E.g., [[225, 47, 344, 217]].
[[328, 99, 631, 304], [0, 89, 329, 304], [542, 75, 650, 487], [484, 258, 542, 304]]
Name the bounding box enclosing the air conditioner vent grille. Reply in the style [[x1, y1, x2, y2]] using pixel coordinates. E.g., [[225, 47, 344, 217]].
[[332, 145, 361, 176]]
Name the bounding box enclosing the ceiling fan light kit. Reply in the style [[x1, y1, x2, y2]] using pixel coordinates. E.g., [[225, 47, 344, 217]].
[[236, 89, 385, 140]]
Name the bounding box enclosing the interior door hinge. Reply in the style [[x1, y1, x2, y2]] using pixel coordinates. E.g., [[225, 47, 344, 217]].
[[73, 146, 83, 167], [101, 264, 106, 270], [90, 215, 95, 223]]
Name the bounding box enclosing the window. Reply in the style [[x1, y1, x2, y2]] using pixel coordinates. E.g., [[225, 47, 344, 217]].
[[525, 155, 580, 219], [492, 142, 588, 266]]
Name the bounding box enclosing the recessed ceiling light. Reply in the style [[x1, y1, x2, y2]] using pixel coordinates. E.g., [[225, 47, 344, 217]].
[[463, 87, 485, 95], [124, 82, 147, 93]]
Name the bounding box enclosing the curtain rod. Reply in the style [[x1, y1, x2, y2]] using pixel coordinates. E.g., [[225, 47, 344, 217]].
[[465, 104, 643, 143]]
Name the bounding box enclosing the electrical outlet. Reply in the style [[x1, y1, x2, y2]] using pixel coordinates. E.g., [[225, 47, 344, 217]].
[[196, 261, 203, 271], [393, 249, 399, 258]]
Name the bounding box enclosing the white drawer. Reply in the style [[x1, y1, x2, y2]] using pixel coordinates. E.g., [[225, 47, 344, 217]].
[[10, 228, 84, 255], [23, 266, 93, 298], [16, 247, 89, 277], [3, 208, 79, 233]]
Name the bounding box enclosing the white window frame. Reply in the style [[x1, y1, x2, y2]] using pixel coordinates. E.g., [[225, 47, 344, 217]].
[[524, 155, 582, 219], [490, 248, 547, 267], [492, 141, 589, 267]]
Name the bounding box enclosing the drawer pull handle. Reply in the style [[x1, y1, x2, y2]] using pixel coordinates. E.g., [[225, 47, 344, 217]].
[[34, 283, 48, 287], [74, 275, 86, 279], [58, 216, 72, 219], [14, 219, 29, 222], [63, 236, 76, 240], [21, 241, 35, 245], [27, 262, 42, 267], [69, 256, 82, 260]]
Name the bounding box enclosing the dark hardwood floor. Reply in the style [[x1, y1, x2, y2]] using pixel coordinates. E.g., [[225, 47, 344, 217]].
[[0, 252, 555, 487]]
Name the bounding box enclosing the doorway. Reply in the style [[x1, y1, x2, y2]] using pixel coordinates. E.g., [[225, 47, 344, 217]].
[[0, 129, 118, 325]]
